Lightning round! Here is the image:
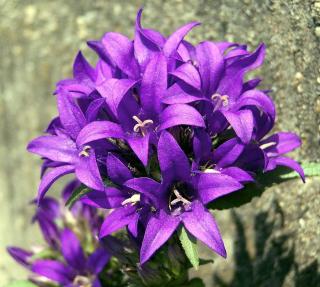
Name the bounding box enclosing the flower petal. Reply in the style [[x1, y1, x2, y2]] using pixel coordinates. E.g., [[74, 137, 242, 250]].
[[124, 177, 162, 207], [217, 43, 266, 98], [97, 79, 136, 118], [85, 98, 106, 122], [75, 149, 105, 191], [163, 22, 200, 58], [106, 153, 132, 185], [93, 278, 102, 287], [213, 138, 245, 168], [140, 53, 167, 116], [177, 40, 196, 62], [261, 132, 301, 156], [182, 201, 226, 257], [140, 210, 180, 264], [27, 135, 77, 164], [162, 82, 202, 105], [127, 133, 150, 167], [242, 78, 262, 93], [95, 59, 113, 85], [159, 104, 205, 130], [36, 214, 60, 249], [236, 143, 267, 171], [60, 228, 87, 271], [170, 62, 201, 90], [237, 90, 276, 120], [193, 129, 211, 163], [87, 40, 113, 66], [56, 89, 87, 140], [197, 173, 243, 204], [221, 167, 254, 183], [87, 247, 110, 274], [31, 260, 75, 285], [102, 32, 139, 79], [61, 179, 81, 203], [80, 188, 126, 209], [36, 197, 60, 220], [76, 121, 124, 146], [196, 41, 224, 96], [128, 212, 140, 237], [252, 108, 274, 141], [158, 131, 190, 182], [7, 247, 33, 268], [134, 9, 163, 69], [267, 156, 305, 182], [38, 165, 75, 203], [99, 205, 137, 238], [215, 42, 238, 54], [73, 51, 95, 82], [206, 110, 228, 135], [222, 110, 254, 144]]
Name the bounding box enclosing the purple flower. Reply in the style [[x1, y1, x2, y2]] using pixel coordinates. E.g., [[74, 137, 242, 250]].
[[244, 109, 305, 180], [81, 153, 158, 239], [31, 229, 109, 287], [77, 52, 205, 166], [122, 131, 243, 263], [8, 182, 109, 287], [24, 7, 304, 272], [162, 40, 275, 145], [27, 86, 113, 202]]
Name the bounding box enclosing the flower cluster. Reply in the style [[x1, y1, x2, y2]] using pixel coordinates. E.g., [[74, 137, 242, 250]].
[[8, 180, 109, 286], [25, 8, 304, 272]]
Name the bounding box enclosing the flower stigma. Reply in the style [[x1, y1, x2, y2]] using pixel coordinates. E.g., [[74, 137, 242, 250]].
[[260, 142, 277, 150], [73, 275, 92, 287], [79, 145, 91, 157], [211, 93, 229, 111], [122, 193, 141, 206], [132, 116, 154, 136]]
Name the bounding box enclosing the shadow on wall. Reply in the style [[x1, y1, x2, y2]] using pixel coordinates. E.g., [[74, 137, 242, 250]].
[[214, 200, 319, 287]]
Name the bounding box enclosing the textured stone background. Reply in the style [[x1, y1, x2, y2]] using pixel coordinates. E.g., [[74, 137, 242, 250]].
[[0, 0, 319, 286]]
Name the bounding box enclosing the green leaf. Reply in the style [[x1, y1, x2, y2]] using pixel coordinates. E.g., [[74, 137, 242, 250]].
[[65, 184, 91, 208], [178, 226, 199, 270], [208, 162, 320, 211], [281, 162, 320, 178], [31, 248, 57, 260], [5, 281, 37, 287]]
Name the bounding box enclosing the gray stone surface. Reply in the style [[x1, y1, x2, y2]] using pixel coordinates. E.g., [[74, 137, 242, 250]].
[[0, 0, 319, 286]]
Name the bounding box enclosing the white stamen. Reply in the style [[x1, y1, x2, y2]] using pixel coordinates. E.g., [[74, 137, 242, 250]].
[[132, 116, 154, 136], [73, 275, 92, 287], [211, 93, 221, 100], [203, 168, 221, 174], [30, 275, 54, 284], [211, 93, 229, 108], [122, 194, 141, 206], [260, 142, 276, 150], [221, 95, 229, 106], [170, 189, 191, 207], [78, 145, 91, 157]]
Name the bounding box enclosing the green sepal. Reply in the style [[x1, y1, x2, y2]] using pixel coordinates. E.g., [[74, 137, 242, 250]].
[[31, 248, 58, 261], [178, 226, 199, 270], [65, 184, 91, 208]]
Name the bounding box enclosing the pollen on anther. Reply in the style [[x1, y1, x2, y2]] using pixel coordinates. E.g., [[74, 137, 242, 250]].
[[79, 145, 91, 157]]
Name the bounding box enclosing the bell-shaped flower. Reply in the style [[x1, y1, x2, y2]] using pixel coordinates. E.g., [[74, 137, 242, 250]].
[[123, 131, 243, 264]]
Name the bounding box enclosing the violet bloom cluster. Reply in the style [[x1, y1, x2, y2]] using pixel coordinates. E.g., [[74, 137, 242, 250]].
[[27, 9, 304, 266], [8, 181, 109, 287]]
